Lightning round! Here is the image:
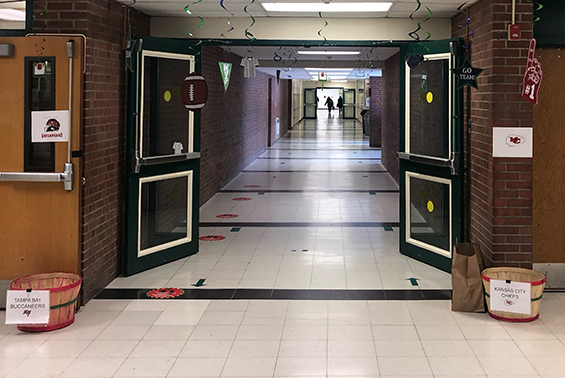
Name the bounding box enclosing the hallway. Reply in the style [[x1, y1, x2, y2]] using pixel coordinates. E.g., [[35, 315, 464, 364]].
[[108, 115, 451, 293]]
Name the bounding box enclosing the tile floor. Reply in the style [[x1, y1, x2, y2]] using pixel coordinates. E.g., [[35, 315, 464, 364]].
[[5, 115, 562, 378], [109, 115, 451, 291], [3, 295, 565, 377]]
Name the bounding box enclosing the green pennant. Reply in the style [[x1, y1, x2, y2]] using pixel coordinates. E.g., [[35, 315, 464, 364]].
[[219, 62, 232, 92]]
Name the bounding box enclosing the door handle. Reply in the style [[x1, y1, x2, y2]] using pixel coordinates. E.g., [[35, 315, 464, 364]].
[[398, 152, 458, 175]]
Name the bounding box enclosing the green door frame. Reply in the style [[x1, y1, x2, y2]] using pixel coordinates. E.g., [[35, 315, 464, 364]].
[[398, 39, 464, 273]]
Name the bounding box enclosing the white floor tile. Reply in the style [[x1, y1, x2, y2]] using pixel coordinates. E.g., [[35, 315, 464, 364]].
[[169, 357, 226, 377], [114, 357, 175, 377], [274, 357, 327, 376], [80, 340, 138, 358], [60, 357, 125, 377], [222, 357, 277, 377], [378, 356, 433, 376], [6, 357, 74, 377]]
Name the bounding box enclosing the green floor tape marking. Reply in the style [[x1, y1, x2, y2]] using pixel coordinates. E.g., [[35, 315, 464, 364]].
[[384, 226, 393, 231], [192, 279, 206, 287], [258, 192, 265, 195], [369, 192, 376, 195], [230, 227, 241, 232], [406, 277, 419, 286]]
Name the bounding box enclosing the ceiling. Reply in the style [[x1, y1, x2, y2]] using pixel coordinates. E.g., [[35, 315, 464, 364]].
[[119, 0, 480, 19]]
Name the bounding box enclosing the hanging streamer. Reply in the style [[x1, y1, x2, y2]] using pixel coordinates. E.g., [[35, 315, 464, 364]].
[[457, 2, 475, 49], [408, 0, 432, 41], [533, 2, 543, 23], [32, 3, 48, 55], [184, 0, 204, 56], [244, 0, 256, 42], [317, 12, 328, 45], [220, 0, 235, 39], [273, 46, 283, 62]]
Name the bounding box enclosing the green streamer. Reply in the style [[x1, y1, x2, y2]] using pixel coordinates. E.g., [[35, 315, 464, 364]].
[[244, 0, 256, 42], [533, 2, 543, 23], [317, 12, 328, 45], [185, 0, 204, 56]]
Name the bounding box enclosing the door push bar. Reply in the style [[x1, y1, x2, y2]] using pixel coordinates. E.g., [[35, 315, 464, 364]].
[[132, 151, 201, 173], [0, 163, 74, 190], [398, 152, 458, 176]]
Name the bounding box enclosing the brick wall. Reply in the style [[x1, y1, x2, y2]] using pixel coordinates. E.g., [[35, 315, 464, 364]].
[[381, 53, 400, 183], [34, 0, 150, 302], [200, 46, 289, 205], [452, 0, 533, 267], [369, 77, 382, 147]]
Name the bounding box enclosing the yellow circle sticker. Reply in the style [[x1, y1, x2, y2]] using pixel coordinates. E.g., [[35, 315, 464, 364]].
[[164, 90, 172, 102], [426, 92, 433, 103], [427, 200, 434, 212]]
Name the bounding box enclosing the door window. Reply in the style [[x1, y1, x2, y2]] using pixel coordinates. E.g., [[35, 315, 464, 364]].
[[140, 51, 195, 158], [138, 171, 193, 257]]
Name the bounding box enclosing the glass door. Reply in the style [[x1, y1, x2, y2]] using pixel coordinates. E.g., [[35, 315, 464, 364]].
[[304, 88, 317, 119], [125, 37, 202, 275], [343, 88, 355, 119], [399, 40, 462, 273]]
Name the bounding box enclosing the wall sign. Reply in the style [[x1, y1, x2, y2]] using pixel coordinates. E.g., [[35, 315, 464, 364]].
[[31, 110, 69, 143], [5, 290, 50, 324], [521, 39, 543, 105], [490, 279, 531, 315], [492, 127, 533, 158], [452, 58, 484, 89]]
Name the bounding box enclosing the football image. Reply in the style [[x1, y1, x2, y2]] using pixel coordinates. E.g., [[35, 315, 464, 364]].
[[181, 73, 208, 110]]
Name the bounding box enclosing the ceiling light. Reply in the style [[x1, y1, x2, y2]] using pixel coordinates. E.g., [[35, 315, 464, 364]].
[[330, 80, 349, 83], [261, 2, 392, 12], [0, 8, 25, 21], [306, 68, 353, 71], [299, 51, 359, 55]]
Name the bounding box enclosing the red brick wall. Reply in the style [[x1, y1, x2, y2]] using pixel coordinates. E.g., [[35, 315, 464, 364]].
[[34, 0, 150, 302], [452, 0, 533, 267], [369, 77, 382, 147], [381, 54, 400, 183], [200, 46, 288, 205]]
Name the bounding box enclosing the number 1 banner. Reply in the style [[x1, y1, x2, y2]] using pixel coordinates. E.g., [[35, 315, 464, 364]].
[[521, 39, 543, 105]]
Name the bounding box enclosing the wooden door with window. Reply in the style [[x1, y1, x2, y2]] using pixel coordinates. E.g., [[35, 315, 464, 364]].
[[0, 36, 84, 294]]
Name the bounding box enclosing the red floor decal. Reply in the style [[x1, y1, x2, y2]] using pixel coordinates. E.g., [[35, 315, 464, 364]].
[[146, 288, 184, 299], [199, 235, 226, 241], [216, 214, 239, 218], [232, 197, 252, 201]]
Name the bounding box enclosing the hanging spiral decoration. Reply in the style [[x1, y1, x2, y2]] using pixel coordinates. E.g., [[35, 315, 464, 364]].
[[219, 0, 235, 38], [408, 0, 432, 41], [457, 2, 475, 49]]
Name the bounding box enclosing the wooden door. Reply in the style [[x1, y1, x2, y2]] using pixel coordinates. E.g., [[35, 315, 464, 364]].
[[0, 36, 83, 283]]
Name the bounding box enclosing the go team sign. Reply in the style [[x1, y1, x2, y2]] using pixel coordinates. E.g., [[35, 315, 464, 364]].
[[31, 110, 70, 143]]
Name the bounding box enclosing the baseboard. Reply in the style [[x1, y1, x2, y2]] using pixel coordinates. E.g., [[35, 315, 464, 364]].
[[533, 263, 565, 289]]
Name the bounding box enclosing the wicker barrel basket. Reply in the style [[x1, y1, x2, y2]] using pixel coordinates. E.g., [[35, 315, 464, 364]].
[[10, 273, 82, 332], [481, 267, 546, 322]]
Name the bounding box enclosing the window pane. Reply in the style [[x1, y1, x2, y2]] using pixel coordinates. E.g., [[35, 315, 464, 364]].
[[409, 59, 449, 158], [409, 175, 450, 252]]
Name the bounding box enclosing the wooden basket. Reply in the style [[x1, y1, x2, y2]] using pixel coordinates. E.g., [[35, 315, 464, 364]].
[[481, 267, 546, 322], [10, 273, 81, 332]]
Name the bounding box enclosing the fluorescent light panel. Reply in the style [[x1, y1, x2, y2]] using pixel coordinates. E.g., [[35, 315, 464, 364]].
[[298, 51, 359, 55], [261, 2, 392, 12]]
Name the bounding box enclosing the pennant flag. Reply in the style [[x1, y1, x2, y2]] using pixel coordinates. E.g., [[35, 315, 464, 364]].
[[219, 62, 232, 92]]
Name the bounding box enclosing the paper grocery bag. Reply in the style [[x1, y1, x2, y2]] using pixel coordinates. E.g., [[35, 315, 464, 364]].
[[451, 242, 486, 312]]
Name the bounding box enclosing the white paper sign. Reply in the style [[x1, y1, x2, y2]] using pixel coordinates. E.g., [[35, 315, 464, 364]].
[[490, 279, 531, 315], [31, 110, 70, 143], [34, 62, 46, 76], [492, 127, 533, 158], [5, 290, 50, 324]]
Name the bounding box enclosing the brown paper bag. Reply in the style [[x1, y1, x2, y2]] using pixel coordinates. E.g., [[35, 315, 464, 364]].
[[451, 242, 485, 312]]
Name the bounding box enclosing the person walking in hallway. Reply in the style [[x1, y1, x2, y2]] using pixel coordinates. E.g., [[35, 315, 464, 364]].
[[337, 96, 343, 118], [325, 96, 334, 117]]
